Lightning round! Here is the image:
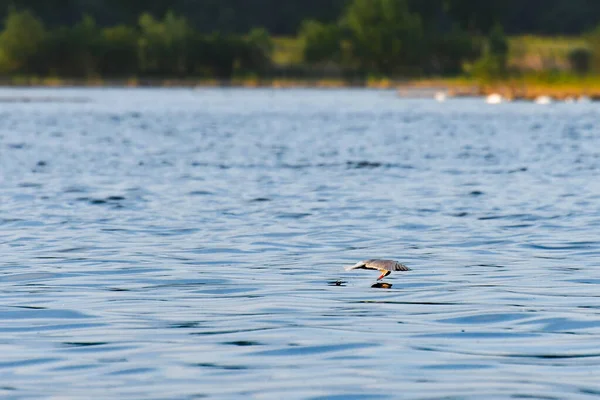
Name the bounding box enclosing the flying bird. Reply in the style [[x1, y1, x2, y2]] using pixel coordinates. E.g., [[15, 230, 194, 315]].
[[345, 259, 410, 280]]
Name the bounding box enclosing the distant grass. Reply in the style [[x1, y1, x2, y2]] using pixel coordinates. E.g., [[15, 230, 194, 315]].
[[272, 36, 304, 65], [508, 35, 587, 71], [271, 34, 590, 71], [509, 35, 586, 53]]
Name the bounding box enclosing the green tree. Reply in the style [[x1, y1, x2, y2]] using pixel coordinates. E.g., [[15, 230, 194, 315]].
[[299, 20, 343, 64], [240, 27, 273, 74], [0, 8, 46, 74], [41, 27, 76, 76], [70, 15, 104, 77], [203, 32, 240, 79], [162, 11, 191, 75], [138, 11, 191, 76], [100, 25, 139, 76], [470, 24, 509, 80], [138, 13, 162, 74], [247, 27, 273, 58], [488, 23, 508, 57], [586, 25, 600, 74], [568, 47, 591, 75], [427, 28, 481, 75], [40, 15, 104, 78], [445, 0, 508, 34], [342, 0, 424, 75]]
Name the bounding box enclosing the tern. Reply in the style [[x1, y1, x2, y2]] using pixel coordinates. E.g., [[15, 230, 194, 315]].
[[345, 259, 410, 280]]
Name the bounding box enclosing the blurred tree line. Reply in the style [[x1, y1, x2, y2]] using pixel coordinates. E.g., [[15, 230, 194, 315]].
[[2, 0, 600, 35], [1, 0, 600, 80], [0, 8, 273, 78], [299, 0, 508, 78]]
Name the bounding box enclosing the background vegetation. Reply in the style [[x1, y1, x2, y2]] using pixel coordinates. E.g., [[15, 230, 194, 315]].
[[0, 0, 599, 84]]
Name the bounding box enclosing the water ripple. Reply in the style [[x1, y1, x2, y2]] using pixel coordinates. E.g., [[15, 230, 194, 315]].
[[1, 88, 600, 398]]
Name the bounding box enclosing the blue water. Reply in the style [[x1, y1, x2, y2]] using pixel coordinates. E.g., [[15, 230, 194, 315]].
[[1, 87, 600, 399]]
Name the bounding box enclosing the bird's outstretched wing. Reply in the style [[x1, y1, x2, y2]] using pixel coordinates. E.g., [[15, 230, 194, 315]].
[[345, 259, 410, 271], [368, 260, 411, 271], [344, 260, 368, 271]]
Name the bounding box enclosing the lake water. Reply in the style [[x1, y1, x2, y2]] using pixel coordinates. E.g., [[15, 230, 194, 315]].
[[1, 87, 600, 399]]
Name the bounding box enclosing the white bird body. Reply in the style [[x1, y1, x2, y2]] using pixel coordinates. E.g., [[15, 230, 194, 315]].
[[534, 95, 552, 105], [345, 259, 410, 280], [486, 93, 503, 104]]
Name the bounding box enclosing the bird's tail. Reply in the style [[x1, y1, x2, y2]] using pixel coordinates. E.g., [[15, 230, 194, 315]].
[[344, 261, 366, 271]]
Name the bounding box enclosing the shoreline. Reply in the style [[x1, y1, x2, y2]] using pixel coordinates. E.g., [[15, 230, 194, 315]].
[[1, 77, 600, 100]]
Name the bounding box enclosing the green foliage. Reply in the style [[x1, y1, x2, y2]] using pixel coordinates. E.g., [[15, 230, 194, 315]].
[[37, 16, 103, 78], [427, 29, 482, 75], [0, 8, 46, 74], [70, 16, 104, 77], [271, 37, 304, 65], [202, 32, 240, 79], [568, 47, 591, 75], [1, 1, 596, 81], [585, 26, 600, 74], [469, 55, 505, 81], [93, 0, 349, 35], [247, 27, 273, 57], [100, 25, 139, 76], [470, 24, 509, 80], [138, 11, 191, 76], [4, 0, 600, 38], [488, 24, 509, 56], [188, 31, 273, 79], [299, 20, 342, 64], [242, 27, 274, 73], [342, 0, 424, 75], [296, 0, 481, 77], [0, 6, 275, 80], [445, 0, 508, 34]]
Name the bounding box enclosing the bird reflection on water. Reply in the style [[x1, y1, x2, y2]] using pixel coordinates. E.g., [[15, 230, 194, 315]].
[[371, 282, 393, 289]]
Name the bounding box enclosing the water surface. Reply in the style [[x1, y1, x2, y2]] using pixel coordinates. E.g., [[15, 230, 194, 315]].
[[1, 87, 600, 399]]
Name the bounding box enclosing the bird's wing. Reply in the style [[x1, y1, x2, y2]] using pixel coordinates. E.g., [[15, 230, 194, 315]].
[[365, 260, 411, 271], [345, 259, 411, 272], [344, 260, 368, 271], [391, 262, 411, 271]]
